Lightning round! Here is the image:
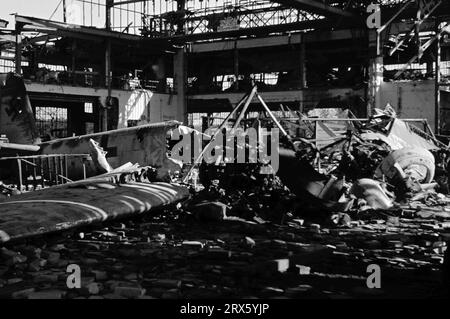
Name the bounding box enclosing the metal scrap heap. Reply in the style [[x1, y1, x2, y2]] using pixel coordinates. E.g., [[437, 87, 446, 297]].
[[277, 108, 450, 213], [1, 84, 450, 298]]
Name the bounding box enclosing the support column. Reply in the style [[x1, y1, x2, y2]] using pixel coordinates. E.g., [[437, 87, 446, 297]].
[[176, 0, 186, 34], [103, 0, 113, 132], [15, 22, 23, 75], [63, 0, 67, 23], [426, 59, 434, 75], [174, 47, 187, 124], [299, 39, 307, 89], [71, 39, 77, 85], [367, 29, 383, 116], [103, 40, 112, 132], [435, 21, 441, 135], [233, 44, 239, 92]]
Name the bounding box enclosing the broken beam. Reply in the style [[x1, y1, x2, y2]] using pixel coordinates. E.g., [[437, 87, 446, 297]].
[[394, 23, 450, 79], [389, 0, 442, 56]]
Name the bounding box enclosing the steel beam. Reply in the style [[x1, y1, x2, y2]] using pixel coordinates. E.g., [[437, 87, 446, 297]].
[[393, 23, 450, 79], [110, 0, 147, 7], [15, 15, 141, 42], [274, 0, 360, 19], [187, 28, 365, 53], [435, 20, 441, 135], [14, 21, 23, 74], [378, 0, 414, 34], [389, 0, 442, 56]]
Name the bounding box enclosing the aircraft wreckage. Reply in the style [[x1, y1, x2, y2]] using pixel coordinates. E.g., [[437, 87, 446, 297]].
[[1, 74, 450, 245], [0, 74, 190, 243]]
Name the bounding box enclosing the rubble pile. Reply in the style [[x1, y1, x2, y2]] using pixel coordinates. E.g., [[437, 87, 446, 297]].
[[1, 101, 450, 298], [285, 109, 450, 214], [189, 163, 294, 223], [0, 201, 448, 299]]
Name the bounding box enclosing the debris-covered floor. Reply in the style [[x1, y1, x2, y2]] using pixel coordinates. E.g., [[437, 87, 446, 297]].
[[1, 79, 450, 299], [1, 183, 449, 299]]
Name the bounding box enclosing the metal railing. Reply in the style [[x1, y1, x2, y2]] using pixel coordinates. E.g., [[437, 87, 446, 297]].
[[22, 71, 172, 93], [0, 154, 91, 191]]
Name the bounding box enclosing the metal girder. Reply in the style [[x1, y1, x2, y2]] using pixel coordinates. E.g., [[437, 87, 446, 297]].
[[143, 18, 359, 45], [14, 15, 142, 42], [189, 28, 366, 53], [110, 0, 147, 7], [274, 0, 360, 19], [389, 0, 442, 56], [378, 0, 415, 34], [393, 23, 450, 79], [22, 34, 60, 45]]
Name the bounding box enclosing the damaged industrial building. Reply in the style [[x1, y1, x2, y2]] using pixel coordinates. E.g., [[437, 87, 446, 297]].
[[0, 0, 450, 301]]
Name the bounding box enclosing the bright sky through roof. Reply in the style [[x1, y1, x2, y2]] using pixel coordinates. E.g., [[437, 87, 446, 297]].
[[0, 0, 269, 32], [1, 0, 63, 28]]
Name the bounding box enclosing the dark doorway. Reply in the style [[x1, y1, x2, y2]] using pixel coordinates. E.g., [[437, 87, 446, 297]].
[[29, 94, 100, 140]]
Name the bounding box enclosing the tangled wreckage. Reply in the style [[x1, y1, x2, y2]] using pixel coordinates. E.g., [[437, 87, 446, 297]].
[[0, 75, 449, 234], [278, 108, 448, 213], [0, 75, 450, 295]]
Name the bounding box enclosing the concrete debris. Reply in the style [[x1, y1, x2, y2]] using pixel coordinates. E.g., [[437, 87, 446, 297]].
[[188, 164, 292, 223], [1, 79, 450, 299], [0, 204, 447, 299], [113, 285, 146, 299], [27, 290, 66, 299]]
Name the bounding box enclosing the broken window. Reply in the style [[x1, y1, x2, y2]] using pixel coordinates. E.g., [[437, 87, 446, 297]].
[[34, 106, 68, 139]]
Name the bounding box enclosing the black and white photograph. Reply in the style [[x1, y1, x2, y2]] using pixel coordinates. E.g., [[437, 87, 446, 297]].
[[0, 0, 449, 308]]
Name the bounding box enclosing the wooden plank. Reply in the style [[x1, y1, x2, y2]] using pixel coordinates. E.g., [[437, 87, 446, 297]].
[[0, 182, 189, 243]]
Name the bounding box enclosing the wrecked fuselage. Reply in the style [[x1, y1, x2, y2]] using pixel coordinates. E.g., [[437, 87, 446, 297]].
[[0, 74, 183, 186], [38, 121, 183, 181], [0, 74, 190, 243]]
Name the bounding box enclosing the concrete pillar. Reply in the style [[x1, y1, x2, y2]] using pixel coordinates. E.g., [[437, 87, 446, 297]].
[[367, 30, 383, 116], [174, 47, 187, 124], [435, 21, 441, 135], [176, 0, 186, 34], [234, 46, 239, 91], [71, 39, 77, 85], [426, 60, 434, 75], [103, 0, 113, 131], [105, 0, 113, 88], [300, 40, 307, 89], [103, 39, 111, 131], [15, 22, 23, 75], [63, 0, 67, 23]]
